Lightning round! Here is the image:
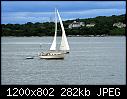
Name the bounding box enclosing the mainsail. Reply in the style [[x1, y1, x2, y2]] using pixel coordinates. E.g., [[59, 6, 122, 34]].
[[50, 9, 57, 50], [56, 9, 70, 51]]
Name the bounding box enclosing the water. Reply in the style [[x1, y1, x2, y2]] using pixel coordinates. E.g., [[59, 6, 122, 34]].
[[1, 36, 126, 85]]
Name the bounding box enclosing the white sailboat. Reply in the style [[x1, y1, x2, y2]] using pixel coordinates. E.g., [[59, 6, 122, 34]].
[[38, 8, 70, 59]]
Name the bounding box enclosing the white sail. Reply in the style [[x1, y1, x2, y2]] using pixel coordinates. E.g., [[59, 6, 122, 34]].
[[56, 9, 70, 51], [50, 9, 57, 50]]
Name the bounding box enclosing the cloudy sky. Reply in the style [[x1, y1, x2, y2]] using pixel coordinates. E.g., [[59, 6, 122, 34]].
[[1, 1, 126, 24]]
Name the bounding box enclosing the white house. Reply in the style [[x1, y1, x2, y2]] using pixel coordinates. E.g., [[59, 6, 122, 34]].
[[68, 21, 85, 29], [86, 23, 95, 27], [113, 22, 126, 28]]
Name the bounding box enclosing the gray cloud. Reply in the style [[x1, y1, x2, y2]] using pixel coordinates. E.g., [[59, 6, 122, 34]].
[[2, 1, 126, 24]]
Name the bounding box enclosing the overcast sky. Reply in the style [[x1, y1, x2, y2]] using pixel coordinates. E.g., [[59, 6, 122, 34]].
[[1, 1, 126, 24]]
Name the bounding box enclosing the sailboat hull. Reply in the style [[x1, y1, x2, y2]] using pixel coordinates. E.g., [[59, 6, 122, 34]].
[[39, 55, 64, 59], [39, 52, 64, 59]]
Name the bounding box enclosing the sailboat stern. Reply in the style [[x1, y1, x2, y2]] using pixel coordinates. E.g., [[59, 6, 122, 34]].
[[58, 50, 69, 54]]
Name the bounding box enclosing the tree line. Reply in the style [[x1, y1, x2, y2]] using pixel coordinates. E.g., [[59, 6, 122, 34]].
[[1, 14, 125, 36]]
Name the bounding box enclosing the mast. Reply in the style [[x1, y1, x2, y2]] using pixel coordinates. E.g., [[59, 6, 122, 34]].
[[56, 9, 70, 51], [50, 8, 57, 50]]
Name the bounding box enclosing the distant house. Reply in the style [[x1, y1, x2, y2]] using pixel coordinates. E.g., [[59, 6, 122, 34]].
[[68, 21, 85, 29], [86, 23, 95, 27], [113, 22, 126, 28]]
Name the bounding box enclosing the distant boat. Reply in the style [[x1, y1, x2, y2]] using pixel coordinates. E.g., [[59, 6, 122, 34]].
[[26, 56, 34, 59], [38, 8, 70, 59]]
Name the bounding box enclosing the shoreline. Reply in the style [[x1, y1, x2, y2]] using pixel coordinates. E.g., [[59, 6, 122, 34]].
[[1, 35, 125, 37]]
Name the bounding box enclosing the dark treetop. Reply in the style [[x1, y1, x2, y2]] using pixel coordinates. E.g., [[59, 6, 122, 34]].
[[1, 14, 125, 37]]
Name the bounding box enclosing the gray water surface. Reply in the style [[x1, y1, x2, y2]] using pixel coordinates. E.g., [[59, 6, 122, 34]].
[[1, 36, 126, 85]]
